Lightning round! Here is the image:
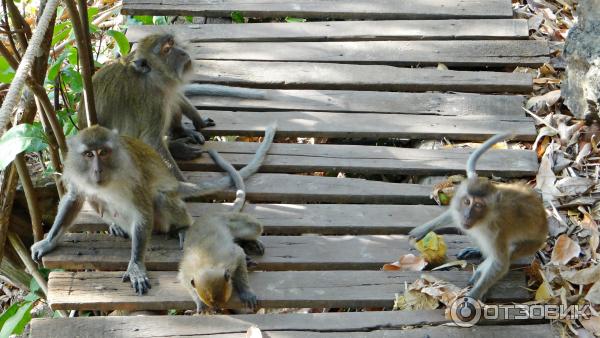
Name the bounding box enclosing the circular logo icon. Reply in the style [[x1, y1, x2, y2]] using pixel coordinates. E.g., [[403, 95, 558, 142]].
[[449, 296, 482, 327]]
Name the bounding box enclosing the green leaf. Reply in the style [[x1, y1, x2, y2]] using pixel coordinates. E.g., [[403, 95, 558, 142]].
[[62, 67, 83, 93], [230, 11, 244, 23], [23, 293, 40, 302], [185, 16, 194, 23], [131, 15, 154, 25], [29, 277, 41, 294], [87, 7, 99, 24], [0, 124, 48, 170], [51, 22, 72, 46], [0, 301, 34, 338], [67, 45, 78, 66], [152, 16, 167, 25], [0, 56, 15, 83], [47, 53, 69, 81], [106, 30, 130, 56], [285, 16, 307, 22]]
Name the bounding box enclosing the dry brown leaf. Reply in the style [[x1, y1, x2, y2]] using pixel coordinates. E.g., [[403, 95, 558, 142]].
[[246, 326, 262, 338], [585, 281, 600, 304], [550, 234, 581, 265], [526, 90, 561, 112], [535, 280, 554, 302], [382, 254, 428, 272], [581, 316, 600, 336], [561, 264, 600, 285], [393, 289, 439, 311], [536, 152, 562, 201], [432, 260, 468, 271], [555, 177, 595, 196]]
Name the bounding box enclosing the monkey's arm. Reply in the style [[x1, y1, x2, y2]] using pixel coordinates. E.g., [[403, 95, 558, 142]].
[[408, 209, 454, 241], [31, 189, 84, 261], [154, 139, 187, 181], [178, 94, 215, 131], [232, 252, 257, 309], [178, 124, 277, 198], [122, 218, 152, 295]]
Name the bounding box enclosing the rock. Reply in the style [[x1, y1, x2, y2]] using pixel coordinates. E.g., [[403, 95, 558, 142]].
[[562, 0, 600, 120]]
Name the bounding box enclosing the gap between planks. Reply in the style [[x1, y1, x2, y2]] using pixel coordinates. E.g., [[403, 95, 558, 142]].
[[30, 312, 556, 338], [127, 19, 529, 42], [47, 270, 528, 311], [121, 0, 514, 19]]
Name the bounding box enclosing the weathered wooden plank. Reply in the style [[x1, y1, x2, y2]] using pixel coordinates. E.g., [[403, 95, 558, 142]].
[[189, 90, 528, 116], [127, 19, 529, 43], [181, 141, 539, 177], [73, 203, 445, 234], [189, 40, 549, 67], [31, 312, 556, 338], [47, 270, 528, 310], [122, 0, 514, 19], [42, 233, 533, 271], [190, 61, 533, 93], [197, 110, 538, 141]]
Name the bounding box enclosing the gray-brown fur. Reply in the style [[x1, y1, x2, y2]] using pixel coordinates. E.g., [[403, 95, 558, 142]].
[[409, 133, 548, 300]]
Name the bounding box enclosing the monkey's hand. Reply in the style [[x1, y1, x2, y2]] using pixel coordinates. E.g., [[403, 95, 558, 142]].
[[194, 117, 215, 130], [236, 239, 265, 256], [408, 227, 429, 242], [169, 138, 205, 161], [109, 223, 129, 239], [238, 290, 258, 309], [122, 262, 151, 296], [31, 239, 57, 262], [457, 247, 482, 260]]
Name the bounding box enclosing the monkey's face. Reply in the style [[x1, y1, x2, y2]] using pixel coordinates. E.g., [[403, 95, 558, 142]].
[[458, 196, 487, 229], [67, 126, 119, 187], [154, 35, 192, 80], [193, 269, 233, 308]]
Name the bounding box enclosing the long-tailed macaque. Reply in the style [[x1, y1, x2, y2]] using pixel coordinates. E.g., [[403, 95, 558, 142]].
[[31, 124, 275, 295], [179, 150, 263, 312], [409, 133, 548, 300], [80, 33, 265, 180]]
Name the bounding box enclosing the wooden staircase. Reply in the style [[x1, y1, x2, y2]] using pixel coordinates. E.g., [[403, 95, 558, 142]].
[[30, 0, 558, 336]]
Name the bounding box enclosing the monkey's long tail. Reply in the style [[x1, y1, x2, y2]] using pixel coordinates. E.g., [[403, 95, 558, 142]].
[[178, 123, 277, 198], [466, 133, 513, 178], [207, 149, 246, 213], [184, 84, 266, 100]]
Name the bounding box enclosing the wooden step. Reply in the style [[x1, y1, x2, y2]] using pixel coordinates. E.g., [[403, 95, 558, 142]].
[[127, 19, 529, 42], [47, 270, 528, 311], [188, 40, 549, 67], [42, 233, 533, 271], [30, 312, 555, 338], [188, 90, 528, 116], [195, 111, 537, 141], [188, 61, 533, 93], [122, 0, 514, 20], [182, 141, 539, 177], [73, 203, 445, 234]]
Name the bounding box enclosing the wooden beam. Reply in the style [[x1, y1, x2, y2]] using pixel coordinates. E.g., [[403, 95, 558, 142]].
[[31, 313, 555, 338], [127, 19, 529, 42], [122, 0, 514, 19], [195, 110, 538, 141], [189, 90, 528, 116], [47, 270, 529, 311], [189, 40, 549, 67], [188, 61, 533, 93], [180, 141, 539, 177]]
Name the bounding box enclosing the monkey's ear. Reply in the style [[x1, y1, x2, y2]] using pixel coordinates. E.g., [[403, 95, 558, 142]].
[[223, 270, 231, 282], [131, 58, 151, 74]]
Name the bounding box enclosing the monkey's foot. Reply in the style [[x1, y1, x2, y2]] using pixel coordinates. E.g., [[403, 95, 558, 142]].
[[457, 247, 482, 260], [245, 255, 258, 269], [122, 263, 151, 296], [466, 289, 487, 302], [169, 139, 204, 160], [468, 270, 482, 286], [109, 224, 129, 238], [236, 239, 265, 256], [31, 239, 56, 262], [238, 290, 258, 309], [197, 117, 215, 129]]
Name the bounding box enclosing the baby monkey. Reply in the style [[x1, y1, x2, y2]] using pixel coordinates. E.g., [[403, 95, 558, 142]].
[[409, 133, 548, 301], [179, 150, 263, 313]]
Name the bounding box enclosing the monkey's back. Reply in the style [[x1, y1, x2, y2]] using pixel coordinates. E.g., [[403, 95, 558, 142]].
[[121, 135, 178, 192]]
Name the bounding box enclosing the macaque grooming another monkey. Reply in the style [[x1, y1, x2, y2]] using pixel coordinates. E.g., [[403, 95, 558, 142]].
[[179, 150, 263, 313], [82, 33, 266, 180], [30, 124, 275, 296], [408, 133, 548, 301]]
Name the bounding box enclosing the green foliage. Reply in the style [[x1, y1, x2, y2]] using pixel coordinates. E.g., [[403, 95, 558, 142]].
[[0, 300, 35, 338], [106, 30, 130, 56], [231, 11, 245, 23], [285, 17, 307, 22], [0, 123, 48, 170], [0, 56, 15, 83]]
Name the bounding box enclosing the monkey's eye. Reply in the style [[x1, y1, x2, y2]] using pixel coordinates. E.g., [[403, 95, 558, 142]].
[[97, 148, 112, 157], [82, 151, 94, 158], [474, 202, 484, 209], [463, 198, 470, 206]]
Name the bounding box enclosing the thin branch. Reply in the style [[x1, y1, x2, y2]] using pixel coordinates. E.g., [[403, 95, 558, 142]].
[[77, 0, 94, 75], [13, 155, 43, 242], [27, 81, 68, 153], [8, 232, 68, 317], [0, 0, 61, 133], [64, 0, 97, 127], [1, 0, 20, 60], [5, 0, 30, 51], [0, 165, 18, 264]]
